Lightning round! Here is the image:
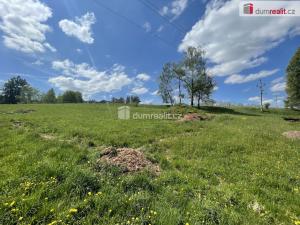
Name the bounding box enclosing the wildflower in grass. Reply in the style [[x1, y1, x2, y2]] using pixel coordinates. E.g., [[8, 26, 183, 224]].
[[295, 220, 300, 225], [69, 208, 78, 214], [88, 191, 92, 196], [185, 223, 190, 225], [109, 209, 112, 213]]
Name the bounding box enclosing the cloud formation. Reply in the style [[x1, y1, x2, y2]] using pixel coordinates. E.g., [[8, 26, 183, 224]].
[[131, 87, 149, 95], [0, 0, 56, 53], [59, 12, 96, 44], [270, 77, 286, 92], [179, 0, 300, 77], [224, 69, 279, 84], [160, 0, 188, 19], [49, 59, 132, 99], [136, 73, 150, 81], [143, 22, 151, 32]]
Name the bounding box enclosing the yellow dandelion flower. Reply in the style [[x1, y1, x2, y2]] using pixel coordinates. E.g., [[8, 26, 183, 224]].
[[69, 208, 78, 214]]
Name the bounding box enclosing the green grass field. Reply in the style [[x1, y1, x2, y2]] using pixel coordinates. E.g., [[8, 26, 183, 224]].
[[0, 104, 299, 225]]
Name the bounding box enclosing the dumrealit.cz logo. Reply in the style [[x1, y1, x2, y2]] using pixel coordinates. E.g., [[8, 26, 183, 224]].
[[118, 106, 130, 120], [240, 1, 300, 16], [244, 3, 253, 14], [117, 106, 182, 120]]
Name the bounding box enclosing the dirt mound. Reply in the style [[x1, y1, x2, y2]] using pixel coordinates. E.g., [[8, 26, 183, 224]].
[[99, 147, 160, 173], [282, 131, 300, 139], [179, 113, 210, 122]]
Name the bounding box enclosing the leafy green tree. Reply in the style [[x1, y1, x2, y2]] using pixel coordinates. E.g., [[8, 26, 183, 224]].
[[3, 76, 28, 104], [62, 91, 83, 103], [182, 47, 206, 106], [19, 85, 41, 103], [286, 47, 300, 109], [158, 63, 175, 105], [43, 88, 56, 103], [194, 73, 215, 108]]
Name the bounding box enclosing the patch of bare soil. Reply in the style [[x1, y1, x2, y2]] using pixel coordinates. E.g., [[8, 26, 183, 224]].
[[98, 147, 160, 174], [178, 113, 211, 122], [282, 131, 300, 139]]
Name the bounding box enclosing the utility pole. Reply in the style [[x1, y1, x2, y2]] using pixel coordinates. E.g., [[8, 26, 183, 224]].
[[257, 79, 266, 112]]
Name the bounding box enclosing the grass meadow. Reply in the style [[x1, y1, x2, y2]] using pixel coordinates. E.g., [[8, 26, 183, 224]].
[[0, 104, 299, 225]]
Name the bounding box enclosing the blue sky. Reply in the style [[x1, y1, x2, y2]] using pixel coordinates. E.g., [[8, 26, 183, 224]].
[[0, 0, 299, 106]]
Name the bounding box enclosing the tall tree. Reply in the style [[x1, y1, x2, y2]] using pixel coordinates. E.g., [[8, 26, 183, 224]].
[[182, 47, 206, 106], [286, 47, 300, 109], [19, 85, 41, 103], [43, 88, 56, 103], [158, 63, 175, 105], [3, 76, 28, 104], [194, 72, 215, 108], [173, 63, 185, 104]]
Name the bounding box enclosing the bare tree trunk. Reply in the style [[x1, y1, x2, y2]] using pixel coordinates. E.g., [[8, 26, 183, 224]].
[[179, 79, 182, 104], [191, 78, 194, 106], [197, 96, 200, 108]]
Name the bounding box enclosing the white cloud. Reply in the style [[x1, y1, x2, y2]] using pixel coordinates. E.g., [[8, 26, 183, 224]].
[[160, 0, 188, 19], [248, 96, 273, 104], [179, 0, 300, 77], [213, 86, 219, 91], [270, 77, 286, 92], [248, 96, 260, 102], [32, 60, 44, 66], [0, 0, 56, 53], [49, 59, 132, 99], [157, 25, 164, 32], [131, 87, 149, 95], [224, 69, 278, 84], [136, 73, 150, 81], [151, 90, 159, 95], [59, 12, 96, 44], [143, 22, 151, 32]]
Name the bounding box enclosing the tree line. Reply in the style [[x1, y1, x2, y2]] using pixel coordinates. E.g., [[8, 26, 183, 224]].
[[0, 76, 83, 104], [0, 76, 142, 105], [158, 46, 215, 108]]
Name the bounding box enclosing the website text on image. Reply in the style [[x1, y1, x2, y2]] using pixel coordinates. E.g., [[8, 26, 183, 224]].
[[240, 1, 300, 16]]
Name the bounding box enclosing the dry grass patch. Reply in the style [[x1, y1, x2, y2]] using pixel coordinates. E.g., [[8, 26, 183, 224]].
[[98, 147, 160, 174]]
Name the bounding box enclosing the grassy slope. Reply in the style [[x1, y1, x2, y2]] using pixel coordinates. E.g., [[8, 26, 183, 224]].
[[0, 104, 299, 225]]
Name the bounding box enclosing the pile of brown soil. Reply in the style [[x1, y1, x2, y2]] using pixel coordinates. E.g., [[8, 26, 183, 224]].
[[282, 131, 300, 139], [179, 113, 211, 122], [98, 147, 160, 173]]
